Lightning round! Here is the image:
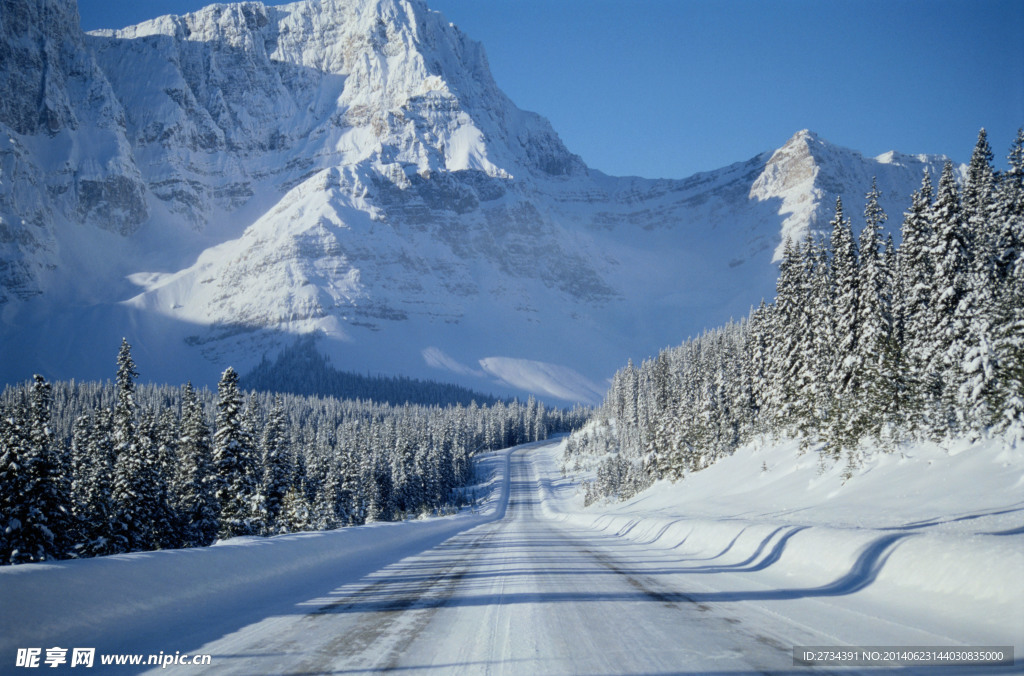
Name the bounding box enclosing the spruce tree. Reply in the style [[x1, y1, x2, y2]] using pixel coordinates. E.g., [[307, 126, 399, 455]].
[[0, 405, 16, 561], [2, 377, 67, 563], [241, 393, 268, 535], [175, 383, 219, 546], [260, 395, 292, 533], [134, 410, 174, 550], [955, 131, 1003, 434], [31, 375, 72, 558], [878, 235, 911, 441], [1, 396, 34, 563], [770, 236, 813, 434], [989, 130, 1024, 440], [898, 173, 937, 433], [278, 485, 312, 532], [928, 162, 971, 434], [805, 234, 833, 443], [855, 180, 894, 442], [213, 367, 256, 539], [72, 408, 118, 557], [825, 197, 861, 459], [962, 129, 997, 272], [110, 339, 150, 552]]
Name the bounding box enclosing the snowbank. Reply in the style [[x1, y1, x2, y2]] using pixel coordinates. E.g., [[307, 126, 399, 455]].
[[0, 449, 512, 660], [535, 436, 1024, 649]]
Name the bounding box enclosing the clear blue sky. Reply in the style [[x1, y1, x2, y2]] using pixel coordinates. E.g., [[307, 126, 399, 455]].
[[77, 0, 1024, 178]]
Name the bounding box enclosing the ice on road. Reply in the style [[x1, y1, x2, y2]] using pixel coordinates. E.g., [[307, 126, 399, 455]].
[[4, 439, 1018, 675], [164, 445, 943, 675], [188, 447, 793, 674]]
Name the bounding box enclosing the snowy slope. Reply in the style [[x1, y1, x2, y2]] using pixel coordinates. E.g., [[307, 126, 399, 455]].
[[2, 439, 1019, 673], [0, 0, 955, 403], [544, 434, 1024, 652], [0, 448, 510, 668]]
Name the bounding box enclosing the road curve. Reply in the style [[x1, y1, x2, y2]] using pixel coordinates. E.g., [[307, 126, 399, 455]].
[[175, 443, 812, 675]]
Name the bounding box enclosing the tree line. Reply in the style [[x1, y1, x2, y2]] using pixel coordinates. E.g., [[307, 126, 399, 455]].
[[241, 337, 504, 407], [567, 128, 1024, 502], [0, 341, 588, 564]]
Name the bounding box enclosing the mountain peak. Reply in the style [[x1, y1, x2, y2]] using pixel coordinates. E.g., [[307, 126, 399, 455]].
[[788, 128, 818, 143], [751, 130, 950, 260], [0, 1, 959, 403], [92, 0, 581, 184]]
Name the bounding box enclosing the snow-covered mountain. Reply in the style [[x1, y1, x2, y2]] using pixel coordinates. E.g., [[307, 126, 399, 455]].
[[0, 0, 955, 403]]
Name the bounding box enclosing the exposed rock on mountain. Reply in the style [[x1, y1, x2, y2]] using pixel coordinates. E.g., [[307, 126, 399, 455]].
[[0, 0, 954, 402]]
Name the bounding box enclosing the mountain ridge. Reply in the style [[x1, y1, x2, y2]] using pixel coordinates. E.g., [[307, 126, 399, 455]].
[[0, 0, 957, 403]]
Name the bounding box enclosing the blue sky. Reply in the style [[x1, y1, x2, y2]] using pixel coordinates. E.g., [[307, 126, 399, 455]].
[[77, 0, 1024, 178]]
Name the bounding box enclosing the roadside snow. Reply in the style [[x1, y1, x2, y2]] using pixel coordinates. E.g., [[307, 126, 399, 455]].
[[538, 434, 1024, 652], [0, 450, 512, 663], [2, 436, 1020, 672]]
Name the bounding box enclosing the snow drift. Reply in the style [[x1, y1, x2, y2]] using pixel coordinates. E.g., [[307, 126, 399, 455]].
[[535, 436, 1024, 650]]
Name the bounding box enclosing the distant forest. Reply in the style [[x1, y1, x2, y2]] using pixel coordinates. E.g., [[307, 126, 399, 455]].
[[0, 341, 588, 565], [567, 128, 1024, 503], [242, 337, 504, 407]]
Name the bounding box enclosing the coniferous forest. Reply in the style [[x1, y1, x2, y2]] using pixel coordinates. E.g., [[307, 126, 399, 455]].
[[566, 129, 1024, 503], [3, 128, 1021, 562], [0, 341, 587, 565]]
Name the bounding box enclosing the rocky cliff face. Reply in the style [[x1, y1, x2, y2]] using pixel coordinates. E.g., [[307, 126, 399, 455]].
[[749, 129, 955, 260], [0, 0, 146, 303], [85, 0, 581, 228], [0, 0, 954, 402]]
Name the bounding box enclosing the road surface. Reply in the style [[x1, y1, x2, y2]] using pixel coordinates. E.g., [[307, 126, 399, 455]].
[[175, 444, 836, 674]]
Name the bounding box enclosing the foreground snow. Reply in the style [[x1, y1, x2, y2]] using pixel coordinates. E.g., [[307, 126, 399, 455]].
[[1, 436, 1020, 674], [548, 433, 1024, 655], [0, 450, 514, 671]]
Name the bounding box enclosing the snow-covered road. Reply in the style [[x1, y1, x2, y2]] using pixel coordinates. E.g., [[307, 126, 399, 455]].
[[190, 445, 802, 674], [3, 439, 1019, 674]]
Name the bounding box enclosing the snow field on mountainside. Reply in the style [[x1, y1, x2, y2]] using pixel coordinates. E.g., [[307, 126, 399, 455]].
[[2, 0, 961, 403], [538, 434, 1024, 651]]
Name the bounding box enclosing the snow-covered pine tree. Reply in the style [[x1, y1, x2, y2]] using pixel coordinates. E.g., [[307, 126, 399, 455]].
[[213, 367, 257, 539], [650, 350, 686, 480], [174, 382, 219, 546], [747, 300, 773, 435], [363, 449, 389, 523], [0, 377, 67, 563], [927, 162, 971, 435], [0, 406, 11, 560], [804, 233, 834, 443], [110, 339, 154, 553], [958, 132, 1002, 434], [413, 438, 436, 513], [335, 437, 358, 526], [72, 408, 118, 556], [68, 414, 93, 551], [962, 129, 997, 271], [988, 129, 1024, 440], [135, 409, 175, 550], [825, 197, 861, 461], [877, 235, 912, 441], [312, 452, 342, 530], [278, 485, 312, 532], [260, 395, 292, 533], [390, 417, 415, 516], [30, 375, 72, 558], [241, 393, 268, 535], [0, 395, 32, 563], [769, 236, 810, 434], [855, 179, 895, 443], [898, 172, 937, 434]]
